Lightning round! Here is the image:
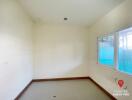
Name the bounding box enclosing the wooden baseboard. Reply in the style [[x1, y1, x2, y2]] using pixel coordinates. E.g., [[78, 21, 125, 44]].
[[88, 77, 117, 100], [15, 81, 33, 100], [15, 76, 117, 100], [32, 76, 90, 82]]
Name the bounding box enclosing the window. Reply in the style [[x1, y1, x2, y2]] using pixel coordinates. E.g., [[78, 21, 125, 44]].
[[118, 28, 132, 74], [98, 34, 114, 67], [98, 27, 132, 75]]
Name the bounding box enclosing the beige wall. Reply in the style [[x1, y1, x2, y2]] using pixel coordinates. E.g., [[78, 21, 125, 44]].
[[0, 0, 33, 99], [33, 24, 89, 79], [1, 0, 132, 100], [88, 0, 132, 100]]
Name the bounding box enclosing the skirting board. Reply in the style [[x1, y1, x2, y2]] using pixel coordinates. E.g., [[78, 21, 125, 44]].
[[15, 77, 117, 100], [32, 76, 90, 82], [15, 81, 33, 100]]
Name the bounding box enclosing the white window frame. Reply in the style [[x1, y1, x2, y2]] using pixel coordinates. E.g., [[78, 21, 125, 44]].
[[97, 26, 132, 75], [97, 33, 115, 68]]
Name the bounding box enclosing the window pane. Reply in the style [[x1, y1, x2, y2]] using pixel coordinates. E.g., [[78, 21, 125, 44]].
[[98, 35, 114, 67], [118, 27, 132, 74]]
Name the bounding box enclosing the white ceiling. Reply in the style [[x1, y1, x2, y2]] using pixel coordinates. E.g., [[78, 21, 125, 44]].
[[19, 0, 124, 27]]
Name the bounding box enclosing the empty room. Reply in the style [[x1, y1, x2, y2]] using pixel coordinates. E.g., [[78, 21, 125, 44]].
[[1, 0, 132, 100]]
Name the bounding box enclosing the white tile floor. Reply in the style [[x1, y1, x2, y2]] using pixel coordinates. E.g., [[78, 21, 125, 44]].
[[19, 79, 112, 100]]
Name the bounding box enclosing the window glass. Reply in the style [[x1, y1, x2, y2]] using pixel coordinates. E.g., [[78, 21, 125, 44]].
[[98, 34, 114, 67], [118, 27, 132, 74]]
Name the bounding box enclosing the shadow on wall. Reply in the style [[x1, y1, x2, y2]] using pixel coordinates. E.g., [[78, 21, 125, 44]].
[[45, 64, 88, 78], [34, 42, 88, 78]]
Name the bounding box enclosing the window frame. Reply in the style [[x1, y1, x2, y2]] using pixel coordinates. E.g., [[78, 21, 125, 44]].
[[97, 26, 132, 75], [116, 28, 132, 75], [97, 33, 115, 68]]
